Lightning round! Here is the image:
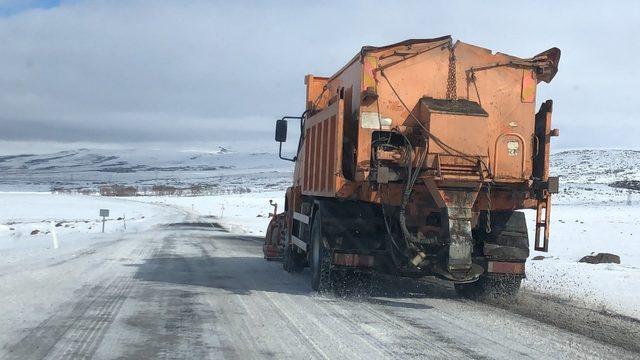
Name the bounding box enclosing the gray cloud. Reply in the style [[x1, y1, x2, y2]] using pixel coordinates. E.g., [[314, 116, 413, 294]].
[[0, 0, 638, 153]]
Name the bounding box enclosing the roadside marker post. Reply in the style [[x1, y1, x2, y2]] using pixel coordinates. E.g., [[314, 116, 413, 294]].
[[123, 213, 127, 230], [100, 209, 109, 233], [50, 221, 58, 249]]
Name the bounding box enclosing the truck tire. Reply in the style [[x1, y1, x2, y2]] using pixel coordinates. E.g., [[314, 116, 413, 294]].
[[283, 245, 304, 273], [310, 212, 333, 292], [454, 275, 521, 300]]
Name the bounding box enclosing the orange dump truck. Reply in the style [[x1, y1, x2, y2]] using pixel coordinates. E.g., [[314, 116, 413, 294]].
[[265, 36, 560, 297]]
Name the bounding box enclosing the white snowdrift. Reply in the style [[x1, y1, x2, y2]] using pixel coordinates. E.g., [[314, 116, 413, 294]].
[[523, 203, 640, 319]]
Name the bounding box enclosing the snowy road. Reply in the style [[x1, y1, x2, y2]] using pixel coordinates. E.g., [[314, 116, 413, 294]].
[[1, 215, 639, 359]]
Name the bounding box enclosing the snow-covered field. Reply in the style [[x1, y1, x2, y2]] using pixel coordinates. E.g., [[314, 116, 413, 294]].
[[2, 189, 638, 320], [523, 203, 640, 319], [3, 191, 635, 359], [0, 192, 186, 270], [132, 191, 283, 236]]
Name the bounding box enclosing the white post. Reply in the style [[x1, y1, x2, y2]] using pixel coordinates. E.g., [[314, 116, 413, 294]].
[[123, 214, 127, 230], [50, 221, 59, 249]]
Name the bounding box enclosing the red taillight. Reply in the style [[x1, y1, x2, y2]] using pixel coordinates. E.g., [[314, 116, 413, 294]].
[[487, 261, 525, 274]]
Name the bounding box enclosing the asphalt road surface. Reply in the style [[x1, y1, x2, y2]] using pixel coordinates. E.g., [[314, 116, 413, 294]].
[[2, 216, 639, 359]]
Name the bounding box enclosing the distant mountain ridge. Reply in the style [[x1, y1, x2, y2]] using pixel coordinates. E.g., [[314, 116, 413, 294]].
[[0, 147, 283, 174], [0, 148, 293, 192]]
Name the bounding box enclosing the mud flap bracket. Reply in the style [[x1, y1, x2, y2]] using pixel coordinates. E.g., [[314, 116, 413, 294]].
[[425, 180, 480, 275], [446, 204, 475, 272], [534, 191, 551, 252]]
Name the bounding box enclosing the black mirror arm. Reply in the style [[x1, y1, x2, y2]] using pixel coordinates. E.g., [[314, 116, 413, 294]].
[[278, 141, 296, 162]]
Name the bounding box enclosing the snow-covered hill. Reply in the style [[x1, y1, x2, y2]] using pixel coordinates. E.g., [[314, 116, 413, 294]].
[[547, 149, 640, 205], [551, 149, 640, 184], [0, 147, 290, 173], [0, 148, 294, 192]]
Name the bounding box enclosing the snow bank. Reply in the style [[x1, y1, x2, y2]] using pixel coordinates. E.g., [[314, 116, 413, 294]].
[[0, 192, 183, 266], [523, 203, 640, 319]]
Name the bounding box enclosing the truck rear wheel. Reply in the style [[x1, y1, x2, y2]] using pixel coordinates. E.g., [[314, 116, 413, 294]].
[[454, 275, 521, 300], [310, 212, 333, 292], [283, 245, 304, 273]]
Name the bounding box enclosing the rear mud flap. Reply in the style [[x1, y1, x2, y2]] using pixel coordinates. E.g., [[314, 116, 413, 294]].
[[432, 263, 484, 283], [483, 243, 529, 260], [476, 210, 530, 260]]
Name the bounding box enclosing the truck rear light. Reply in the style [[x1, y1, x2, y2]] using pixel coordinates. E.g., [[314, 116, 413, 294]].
[[487, 261, 525, 274], [333, 253, 374, 267]]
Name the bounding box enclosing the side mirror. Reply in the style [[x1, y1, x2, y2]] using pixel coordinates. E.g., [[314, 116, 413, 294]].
[[275, 119, 287, 142], [275, 115, 303, 162]]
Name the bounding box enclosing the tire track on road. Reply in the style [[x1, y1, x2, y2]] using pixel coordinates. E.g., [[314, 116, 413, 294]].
[[4, 239, 158, 360], [5, 276, 135, 360], [260, 291, 330, 360], [266, 292, 397, 359], [46, 276, 135, 360]]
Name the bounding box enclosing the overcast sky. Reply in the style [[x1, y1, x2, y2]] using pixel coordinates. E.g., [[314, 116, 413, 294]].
[[0, 0, 638, 154]]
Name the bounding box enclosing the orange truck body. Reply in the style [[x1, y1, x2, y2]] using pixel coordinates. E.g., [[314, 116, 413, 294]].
[[268, 36, 560, 290]]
